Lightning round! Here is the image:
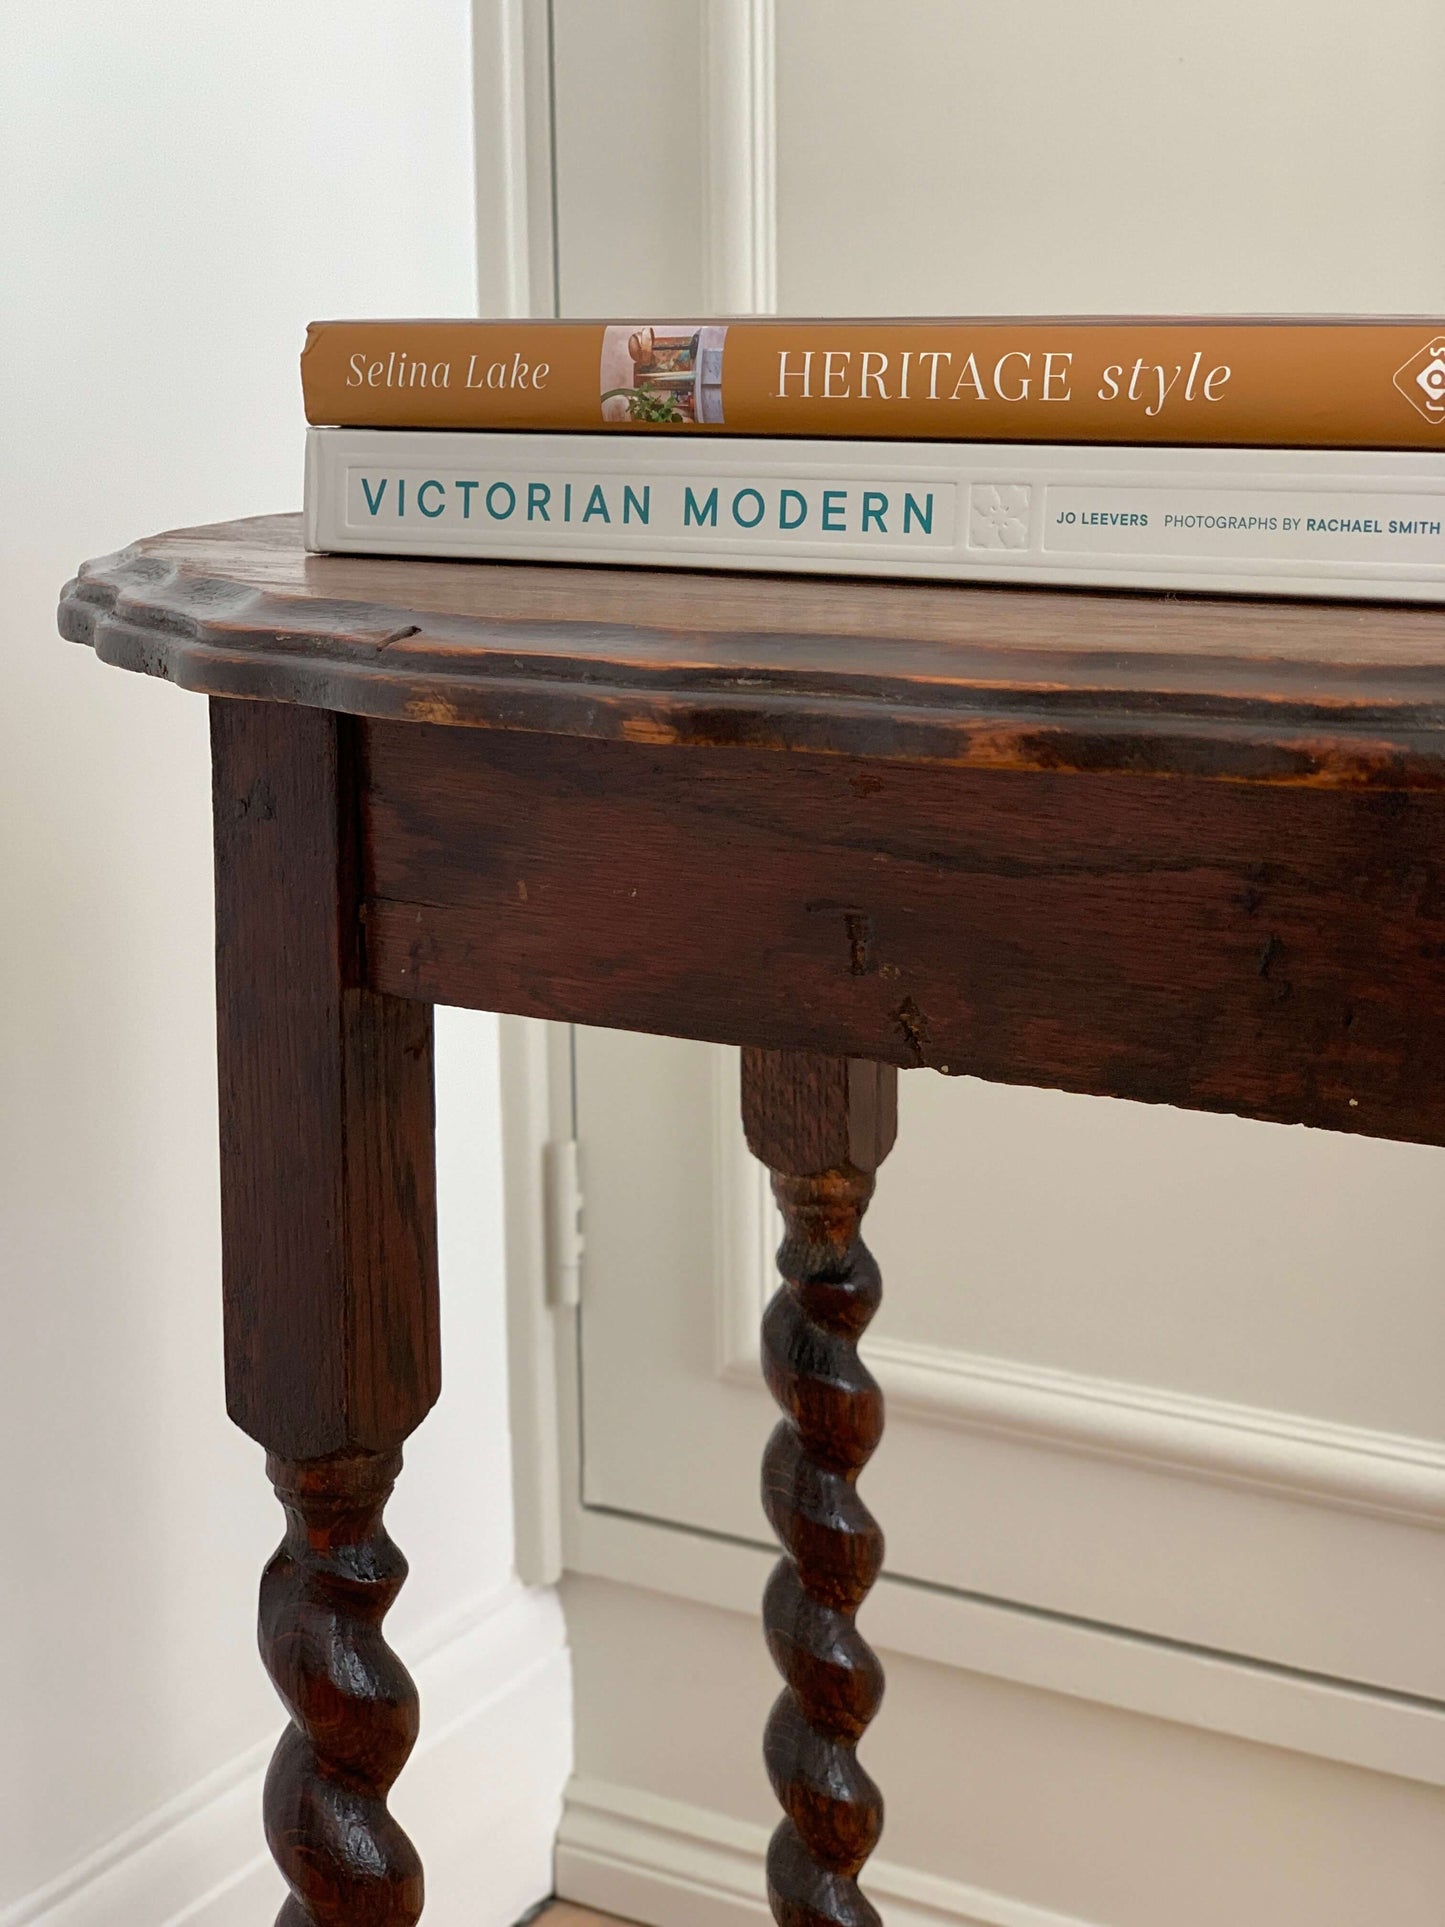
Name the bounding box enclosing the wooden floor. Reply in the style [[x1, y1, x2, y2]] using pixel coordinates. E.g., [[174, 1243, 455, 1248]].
[[533, 1907, 637, 1927]]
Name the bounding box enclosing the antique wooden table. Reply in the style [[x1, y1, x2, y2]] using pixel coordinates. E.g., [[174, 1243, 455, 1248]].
[[60, 516, 1445, 1927]]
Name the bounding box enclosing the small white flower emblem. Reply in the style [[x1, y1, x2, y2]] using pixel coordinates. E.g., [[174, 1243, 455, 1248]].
[[969, 484, 1031, 549]]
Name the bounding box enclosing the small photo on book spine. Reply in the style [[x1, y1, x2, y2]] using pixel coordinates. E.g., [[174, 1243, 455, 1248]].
[[599, 323, 728, 425]]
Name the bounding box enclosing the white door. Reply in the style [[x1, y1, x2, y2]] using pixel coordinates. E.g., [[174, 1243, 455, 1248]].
[[576, 1035, 1445, 1696], [490, 5, 1445, 1922]]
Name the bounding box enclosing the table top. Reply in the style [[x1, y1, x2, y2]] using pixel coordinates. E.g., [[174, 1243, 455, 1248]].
[[59, 512, 1445, 783]]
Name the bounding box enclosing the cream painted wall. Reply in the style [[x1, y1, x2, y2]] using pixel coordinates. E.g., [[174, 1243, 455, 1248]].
[[774, 0, 1445, 315], [0, 6, 565, 1920]]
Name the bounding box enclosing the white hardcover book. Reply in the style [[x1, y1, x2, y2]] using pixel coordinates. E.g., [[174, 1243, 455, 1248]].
[[304, 427, 1445, 601]]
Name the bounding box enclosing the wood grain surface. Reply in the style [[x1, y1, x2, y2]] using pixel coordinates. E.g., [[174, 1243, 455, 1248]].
[[362, 719, 1445, 1144], [211, 699, 440, 1458], [58, 512, 1445, 784]]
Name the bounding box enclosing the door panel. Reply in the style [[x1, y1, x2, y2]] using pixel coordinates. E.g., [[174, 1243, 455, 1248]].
[[576, 1028, 1445, 1698], [773, 0, 1445, 316]]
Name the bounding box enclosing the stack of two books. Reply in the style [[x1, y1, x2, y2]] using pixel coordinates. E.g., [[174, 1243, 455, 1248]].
[[303, 316, 1445, 601]]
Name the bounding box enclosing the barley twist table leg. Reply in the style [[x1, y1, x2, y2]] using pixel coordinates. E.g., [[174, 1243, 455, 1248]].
[[742, 1048, 898, 1927], [261, 1451, 423, 1926]]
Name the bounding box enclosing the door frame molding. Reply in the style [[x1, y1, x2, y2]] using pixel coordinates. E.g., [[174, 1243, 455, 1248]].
[[472, 0, 777, 320], [472, 0, 559, 318], [702, 0, 778, 313]]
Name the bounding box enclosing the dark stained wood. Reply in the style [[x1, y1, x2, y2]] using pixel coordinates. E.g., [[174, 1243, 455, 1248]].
[[361, 720, 1445, 1146], [212, 699, 440, 1455], [57, 512, 1445, 785], [210, 697, 440, 1921], [743, 1051, 897, 1927], [742, 1051, 897, 1177], [262, 1450, 422, 1926], [58, 518, 1445, 1922]]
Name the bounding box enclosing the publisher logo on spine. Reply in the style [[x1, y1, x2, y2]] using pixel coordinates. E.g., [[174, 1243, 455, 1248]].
[[1395, 337, 1445, 423]]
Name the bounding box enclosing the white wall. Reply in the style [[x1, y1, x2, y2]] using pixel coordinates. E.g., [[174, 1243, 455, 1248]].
[[0, 6, 566, 1922], [772, 0, 1445, 315]]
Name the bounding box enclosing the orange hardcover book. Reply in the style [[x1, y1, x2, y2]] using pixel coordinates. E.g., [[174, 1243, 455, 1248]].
[[302, 316, 1445, 449]]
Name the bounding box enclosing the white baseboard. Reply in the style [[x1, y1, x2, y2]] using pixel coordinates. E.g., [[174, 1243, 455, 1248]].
[[1, 1580, 571, 1927], [557, 1776, 1102, 1927]]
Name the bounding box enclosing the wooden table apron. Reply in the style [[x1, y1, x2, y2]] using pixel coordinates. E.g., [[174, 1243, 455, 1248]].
[[60, 515, 1445, 1927]]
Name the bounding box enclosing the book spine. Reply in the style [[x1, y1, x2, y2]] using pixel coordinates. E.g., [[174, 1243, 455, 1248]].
[[303, 427, 1445, 602], [301, 318, 1445, 449]]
